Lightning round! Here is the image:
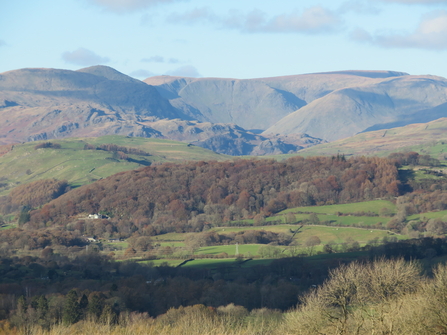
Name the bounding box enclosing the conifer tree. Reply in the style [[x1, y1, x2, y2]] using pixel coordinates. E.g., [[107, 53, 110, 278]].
[[62, 289, 80, 324], [87, 294, 103, 320]]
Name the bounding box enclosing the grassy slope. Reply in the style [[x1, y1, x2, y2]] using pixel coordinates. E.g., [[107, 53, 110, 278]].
[[266, 118, 447, 159], [278, 200, 396, 215], [0, 135, 229, 194]]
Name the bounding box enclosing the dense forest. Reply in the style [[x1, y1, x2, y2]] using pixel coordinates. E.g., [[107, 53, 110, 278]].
[[19, 155, 401, 238]]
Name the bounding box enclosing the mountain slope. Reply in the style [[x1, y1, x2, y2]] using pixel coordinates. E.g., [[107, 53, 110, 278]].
[[1, 66, 446, 155], [0, 66, 186, 143], [144, 70, 408, 131], [297, 117, 447, 157], [264, 75, 447, 141]]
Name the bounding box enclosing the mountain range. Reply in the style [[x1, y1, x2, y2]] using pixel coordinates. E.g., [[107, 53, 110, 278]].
[[1, 65, 446, 155]]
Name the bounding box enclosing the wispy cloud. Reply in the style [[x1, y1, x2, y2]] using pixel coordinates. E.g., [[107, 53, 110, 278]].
[[168, 6, 343, 34], [167, 7, 216, 23], [129, 69, 156, 78], [86, 0, 188, 14], [142, 56, 165, 63], [352, 10, 447, 49], [350, 27, 374, 42], [165, 65, 201, 77], [141, 56, 181, 63], [62, 48, 110, 66], [0, 39, 6, 47]]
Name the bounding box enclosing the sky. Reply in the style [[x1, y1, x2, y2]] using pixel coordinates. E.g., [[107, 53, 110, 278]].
[[1, 0, 447, 80]]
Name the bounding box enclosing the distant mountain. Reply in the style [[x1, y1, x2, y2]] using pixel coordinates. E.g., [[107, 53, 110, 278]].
[[144, 70, 408, 132], [0, 66, 186, 142], [146, 71, 447, 142], [1, 66, 446, 156], [265, 75, 447, 141], [0, 66, 322, 155]]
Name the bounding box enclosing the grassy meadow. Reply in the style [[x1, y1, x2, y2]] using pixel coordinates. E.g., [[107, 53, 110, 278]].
[[279, 200, 396, 215], [0, 136, 229, 194]]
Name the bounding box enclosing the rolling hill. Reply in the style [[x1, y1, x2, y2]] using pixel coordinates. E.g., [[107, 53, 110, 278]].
[[297, 117, 447, 158], [0, 135, 229, 194]]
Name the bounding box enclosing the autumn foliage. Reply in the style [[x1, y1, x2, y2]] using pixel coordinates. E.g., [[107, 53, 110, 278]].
[[28, 156, 400, 238], [4, 179, 69, 211]]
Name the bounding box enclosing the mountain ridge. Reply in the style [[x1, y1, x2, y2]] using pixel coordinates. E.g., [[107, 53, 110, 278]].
[[1, 65, 446, 155]]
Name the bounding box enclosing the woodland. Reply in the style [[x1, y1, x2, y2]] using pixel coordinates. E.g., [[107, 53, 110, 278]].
[[1, 149, 447, 334]]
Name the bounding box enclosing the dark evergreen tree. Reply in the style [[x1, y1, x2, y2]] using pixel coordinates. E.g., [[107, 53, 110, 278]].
[[62, 289, 80, 325], [87, 294, 103, 320], [79, 294, 88, 310]]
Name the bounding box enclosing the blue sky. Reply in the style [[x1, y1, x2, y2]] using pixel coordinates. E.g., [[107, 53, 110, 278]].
[[1, 0, 447, 79]]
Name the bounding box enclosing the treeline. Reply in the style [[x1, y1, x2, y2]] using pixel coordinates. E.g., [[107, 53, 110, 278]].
[[34, 142, 61, 150], [388, 151, 441, 167], [384, 190, 447, 235], [28, 156, 400, 238], [84, 143, 150, 157]]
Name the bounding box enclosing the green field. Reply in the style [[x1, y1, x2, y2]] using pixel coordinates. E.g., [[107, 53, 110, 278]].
[[139, 259, 185, 267], [144, 224, 401, 266], [279, 200, 396, 215], [286, 119, 447, 159], [222, 201, 396, 229], [407, 210, 447, 221], [0, 223, 16, 230], [180, 258, 275, 268], [0, 136, 229, 194], [196, 244, 262, 256]]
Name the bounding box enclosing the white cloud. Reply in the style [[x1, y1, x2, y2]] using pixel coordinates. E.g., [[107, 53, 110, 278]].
[[258, 7, 342, 33], [167, 7, 217, 24], [142, 56, 165, 62], [62, 48, 110, 66], [165, 65, 201, 77], [365, 10, 447, 49], [129, 69, 156, 78], [168, 6, 343, 34], [86, 0, 188, 13], [141, 56, 181, 64], [351, 10, 447, 50]]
